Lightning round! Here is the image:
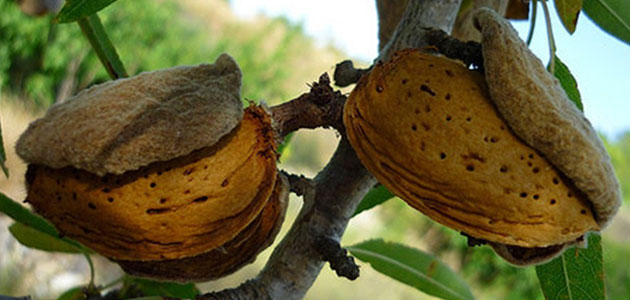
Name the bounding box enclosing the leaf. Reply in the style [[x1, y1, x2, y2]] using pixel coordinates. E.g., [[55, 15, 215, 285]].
[[124, 277, 199, 299], [535, 233, 605, 300], [1, 192, 58, 236], [56, 0, 118, 23], [555, 0, 583, 33], [78, 14, 128, 79], [0, 116, 8, 178], [278, 132, 293, 157], [552, 55, 583, 111], [347, 239, 475, 300], [583, 0, 630, 45], [352, 185, 395, 217], [57, 287, 86, 300], [9, 222, 82, 253], [0, 192, 85, 250]]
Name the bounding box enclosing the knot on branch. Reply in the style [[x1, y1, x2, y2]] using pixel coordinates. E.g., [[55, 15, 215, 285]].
[[270, 73, 346, 137], [423, 28, 484, 71], [333, 60, 369, 87], [315, 236, 360, 281], [282, 171, 313, 197]]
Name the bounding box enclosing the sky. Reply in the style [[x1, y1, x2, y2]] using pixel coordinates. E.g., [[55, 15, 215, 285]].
[[230, 0, 630, 139]]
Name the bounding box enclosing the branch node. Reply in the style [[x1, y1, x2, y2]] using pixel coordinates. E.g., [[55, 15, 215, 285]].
[[282, 171, 313, 197], [315, 236, 360, 281], [333, 60, 369, 87], [424, 28, 484, 70], [270, 73, 346, 137]]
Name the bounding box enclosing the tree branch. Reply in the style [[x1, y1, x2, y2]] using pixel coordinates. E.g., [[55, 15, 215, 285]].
[[378, 0, 463, 62], [270, 73, 345, 137], [198, 1, 464, 299]]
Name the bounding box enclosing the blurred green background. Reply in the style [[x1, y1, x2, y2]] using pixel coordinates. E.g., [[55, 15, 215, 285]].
[[0, 0, 628, 299]]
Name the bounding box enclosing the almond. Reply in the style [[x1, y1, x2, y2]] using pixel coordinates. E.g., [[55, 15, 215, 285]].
[[116, 173, 289, 282], [24, 105, 277, 261], [344, 49, 599, 250], [16, 54, 286, 281], [474, 8, 621, 229]]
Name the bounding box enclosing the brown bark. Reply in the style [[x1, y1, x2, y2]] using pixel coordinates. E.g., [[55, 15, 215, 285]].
[[198, 1, 464, 299]]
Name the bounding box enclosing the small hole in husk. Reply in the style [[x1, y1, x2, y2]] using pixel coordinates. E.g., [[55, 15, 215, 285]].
[[420, 84, 436, 96]]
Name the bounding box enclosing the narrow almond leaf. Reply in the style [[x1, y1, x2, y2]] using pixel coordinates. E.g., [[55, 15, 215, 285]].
[[347, 239, 475, 300], [0, 192, 84, 250], [124, 277, 199, 299], [352, 185, 395, 217], [555, 0, 583, 33], [78, 14, 128, 79], [0, 117, 8, 178], [9, 222, 82, 253], [56, 0, 117, 23], [552, 55, 583, 111], [583, 0, 630, 45], [0, 192, 58, 236], [535, 233, 605, 300]]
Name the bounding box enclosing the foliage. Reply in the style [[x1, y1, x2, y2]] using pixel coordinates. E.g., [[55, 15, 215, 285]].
[[348, 239, 474, 300], [536, 234, 605, 300], [602, 132, 630, 204], [1, 0, 629, 299], [0, 0, 310, 107]]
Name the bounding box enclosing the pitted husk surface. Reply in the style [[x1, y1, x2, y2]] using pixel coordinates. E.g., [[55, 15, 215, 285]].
[[116, 174, 289, 282], [475, 8, 621, 229], [344, 49, 599, 249], [25, 106, 277, 261]]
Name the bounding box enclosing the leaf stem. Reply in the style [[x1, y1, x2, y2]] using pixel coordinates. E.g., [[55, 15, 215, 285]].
[[526, 0, 538, 46], [540, 0, 556, 72], [77, 13, 128, 79]]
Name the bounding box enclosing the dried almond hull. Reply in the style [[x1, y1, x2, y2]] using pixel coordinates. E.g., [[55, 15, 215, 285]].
[[117, 174, 289, 282], [344, 49, 599, 248], [25, 106, 278, 261]]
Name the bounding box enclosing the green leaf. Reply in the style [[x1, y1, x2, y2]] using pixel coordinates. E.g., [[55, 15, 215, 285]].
[[278, 132, 293, 157], [0, 116, 8, 178], [0, 193, 85, 250], [56, 0, 117, 23], [553, 55, 583, 111], [352, 185, 395, 217], [348, 239, 475, 300], [78, 14, 128, 79], [9, 222, 82, 253], [583, 0, 630, 45], [56, 287, 86, 300], [124, 277, 199, 299], [0, 192, 58, 236], [555, 0, 583, 33], [535, 233, 605, 300]]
